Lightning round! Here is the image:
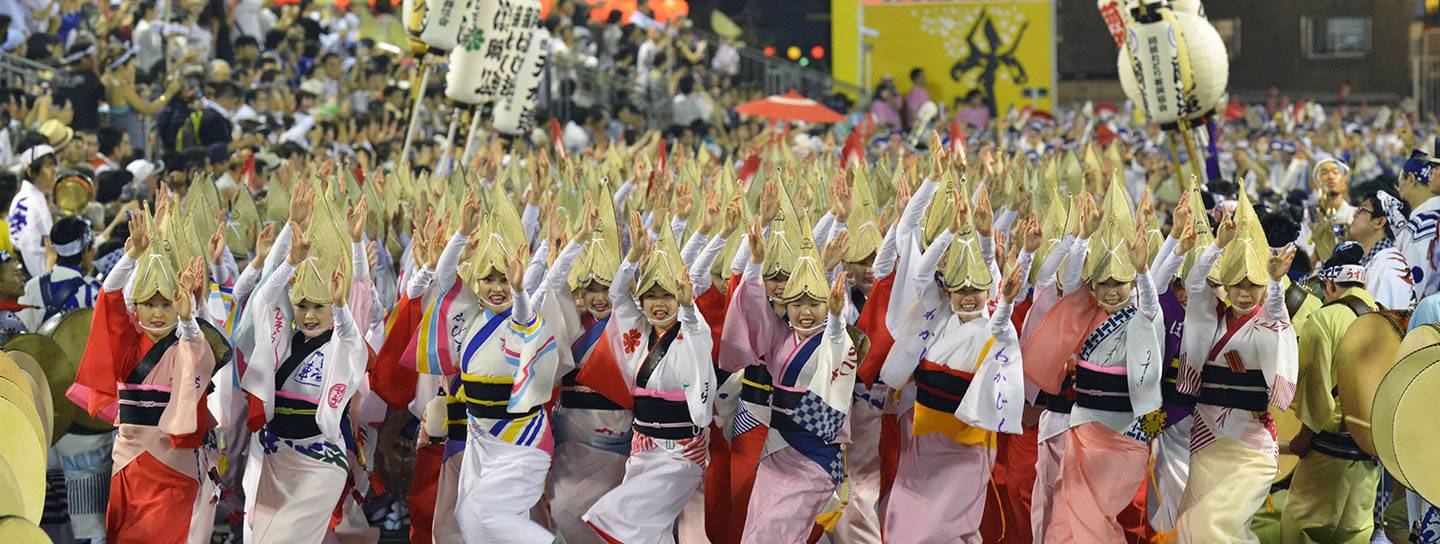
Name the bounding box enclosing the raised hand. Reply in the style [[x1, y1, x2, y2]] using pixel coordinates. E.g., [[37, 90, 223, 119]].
[[1269, 244, 1296, 281], [1130, 231, 1151, 273], [348, 194, 368, 243], [1216, 210, 1237, 249], [822, 230, 850, 272], [208, 221, 226, 265], [1081, 195, 1102, 238], [330, 267, 349, 307], [461, 190, 482, 234], [676, 269, 695, 308], [288, 223, 311, 266], [1002, 259, 1024, 303], [723, 195, 743, 236], [252, 223, 277, 269], [951, 196, 971, 234], [1170, 200, 1192, 239], [698, 188, 720, 235], [974, 186, 993, 237], [759, 180, 781, 224], [1023, 213, 1042, 252], [1178, 223, 1197, 255], [831, 175, 852, 223], [289, 183, 315, 227], [627, 211, 646, 263], [507, 250, 526, 294], [125, 209, 150, 258], [828, 271, 848, 316], [176, 257, 204, 321], [748, 217, 766, 264]]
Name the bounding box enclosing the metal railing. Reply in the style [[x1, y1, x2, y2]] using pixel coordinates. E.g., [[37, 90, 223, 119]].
[[537, 26, 868, 129], [0, 51, 76, 91]]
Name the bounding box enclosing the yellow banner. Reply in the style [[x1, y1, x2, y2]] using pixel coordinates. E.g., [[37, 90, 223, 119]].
[[834, 0, 1056, 115]]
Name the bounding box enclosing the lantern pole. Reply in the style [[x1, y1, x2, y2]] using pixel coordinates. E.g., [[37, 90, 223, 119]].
[[400, 51, 433, 170]]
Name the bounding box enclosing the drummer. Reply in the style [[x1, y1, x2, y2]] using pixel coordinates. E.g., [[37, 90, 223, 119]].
[[17, 216, 100, 331], [1283, 243, 1382, 543]]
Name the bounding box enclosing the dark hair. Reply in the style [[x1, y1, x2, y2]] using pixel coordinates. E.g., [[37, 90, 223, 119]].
[[95, 170, 131, 203], [607, 9, 623, 24], [321, 51, 341, 64], [235, 35, 260, 51], [677, 75, 695, 95], [182, 146, 211, 171], [1359, 189, 1410, 238], [910, 67, 924, 81], [0, 171, 18, 211], [211, 82, 242, 100], [25, 153, 55, 180], [50, 216, 91, 267], [264, 29, 286, 50], [15, 132, 46, 157], [97, 127, 125, 156]]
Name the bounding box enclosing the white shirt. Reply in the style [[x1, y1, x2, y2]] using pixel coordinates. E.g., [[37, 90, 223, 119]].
[[17, 264, 99, 331], [7, 180, 51, 277]]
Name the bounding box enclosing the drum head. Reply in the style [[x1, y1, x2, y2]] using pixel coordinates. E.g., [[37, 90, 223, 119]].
[[4, 351, 54, 444], [1372, 343, 1440, 489], [0, 456, 24, 520], [1272, 406, 1303, 484], [1336, 312, 1406, 456], [0, 359, 44, 451], [1379, 347, 1440, 504], [5, 334, 106, 432], [0, 396, 45, 522]]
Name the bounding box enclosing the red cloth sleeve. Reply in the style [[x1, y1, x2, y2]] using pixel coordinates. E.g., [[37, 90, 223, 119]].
[[855, 272, 897, 387], [70, 289, 142, 418], [370, 294, 423, 410]]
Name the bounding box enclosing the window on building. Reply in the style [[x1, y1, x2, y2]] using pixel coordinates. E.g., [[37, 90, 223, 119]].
[[1212, 18, 1241, 60], [1303, 16, 1371, 59]]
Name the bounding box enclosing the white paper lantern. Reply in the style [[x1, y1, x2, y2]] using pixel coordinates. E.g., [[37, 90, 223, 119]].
[[1117, 10, 1228, 125], [419, 0, 474, 52], [402, 0, 426, 36], [1170, 0, 1205, 17], [494, 28, 550, 135], [446, 44, 487, 104]]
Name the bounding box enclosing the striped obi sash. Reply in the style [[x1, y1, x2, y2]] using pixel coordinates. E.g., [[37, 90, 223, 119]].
[[633, 391, 700, 440], [458, 374, 539, 420], [1075, 360, 1132, 413], [913, 359, 973, 413], [1197, 362, 1269, 412], [117, 385, 169, 426]]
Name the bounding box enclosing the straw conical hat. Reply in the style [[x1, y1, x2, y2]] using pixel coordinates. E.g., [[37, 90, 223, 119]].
[[1209, 183, 1270, 286], [1083, 175, 1137, 283], [844, 167, 883, 263], [636, 214, 687, 297], [568, 177, 622, 291], [780, 217, 829, 303], [290, 184, 352, 306]]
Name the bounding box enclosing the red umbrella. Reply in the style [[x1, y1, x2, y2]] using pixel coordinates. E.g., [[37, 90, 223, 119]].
[[734, 91, 845, 124]]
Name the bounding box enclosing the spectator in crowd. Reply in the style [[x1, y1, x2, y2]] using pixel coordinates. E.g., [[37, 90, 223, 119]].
[[870, 80, 903, 131], [91, 127, 130, 175], [954, 90, 991, 131], [16, 215, 98, 330], [9, 144, 55, 276], [903, 66, 931, 131]]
